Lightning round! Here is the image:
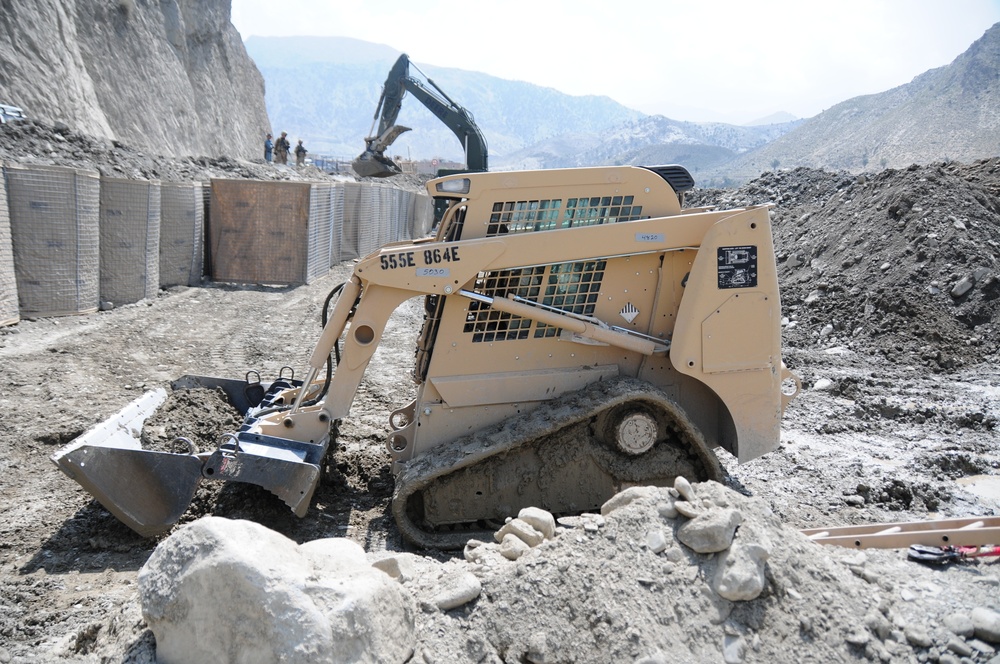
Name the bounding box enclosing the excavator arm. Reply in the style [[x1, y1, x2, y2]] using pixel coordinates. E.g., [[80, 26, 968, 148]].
[[353, 54, 488, 177]]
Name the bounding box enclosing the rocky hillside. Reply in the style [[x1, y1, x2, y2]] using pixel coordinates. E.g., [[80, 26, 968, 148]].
[[0, 0, 268, 160], [721, 23, 1000, 181]]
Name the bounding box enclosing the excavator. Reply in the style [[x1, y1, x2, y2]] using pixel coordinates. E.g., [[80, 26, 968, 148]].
[[53, 164, 799, 549], [352, 53, 488, 179]]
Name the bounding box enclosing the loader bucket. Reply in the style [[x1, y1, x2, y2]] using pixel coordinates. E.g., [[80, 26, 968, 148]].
[[52, 375, 333, 538], [54, 444, 204, 538], [51, 388, 204, 538]]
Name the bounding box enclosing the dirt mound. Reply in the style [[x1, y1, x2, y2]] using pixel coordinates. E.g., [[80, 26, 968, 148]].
[[0, 119, 345, 183], [426, 480, 971, 664], [687, 159, 1000, 370]]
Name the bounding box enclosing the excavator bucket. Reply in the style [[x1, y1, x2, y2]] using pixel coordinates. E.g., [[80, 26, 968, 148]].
[[352, 124, 412, 177], [51, 375, 332, 538], [352, 150, 401, 178]]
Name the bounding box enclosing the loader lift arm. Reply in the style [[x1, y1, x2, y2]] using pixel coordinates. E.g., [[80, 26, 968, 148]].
[[353, 53, 488, 178]]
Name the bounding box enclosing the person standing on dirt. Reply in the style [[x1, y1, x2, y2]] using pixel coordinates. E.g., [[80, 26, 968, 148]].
[[264, 133, 273, 163], [274, 132, 290, 164], [295, 139, 308, 167]]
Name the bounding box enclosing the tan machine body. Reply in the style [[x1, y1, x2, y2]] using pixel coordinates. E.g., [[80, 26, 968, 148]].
[[53, 164, 798, 547]]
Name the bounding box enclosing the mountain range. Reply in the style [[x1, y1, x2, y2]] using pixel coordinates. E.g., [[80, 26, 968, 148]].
[[243, 36, 801, 176], [247, 24, 1000, 184], [718, 21, 1000, 183]]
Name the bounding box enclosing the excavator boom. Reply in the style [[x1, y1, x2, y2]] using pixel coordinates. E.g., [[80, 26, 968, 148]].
[[353, 54, 488, 177]]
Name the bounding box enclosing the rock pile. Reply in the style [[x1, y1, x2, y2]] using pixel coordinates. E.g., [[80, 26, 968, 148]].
[[138, 479, 1000, 663], [687, 160, 1000, 370], [0, 118, 432, 193]]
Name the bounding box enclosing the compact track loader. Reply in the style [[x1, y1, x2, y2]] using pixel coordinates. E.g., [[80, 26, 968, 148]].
[[53, 164, 799, 548]]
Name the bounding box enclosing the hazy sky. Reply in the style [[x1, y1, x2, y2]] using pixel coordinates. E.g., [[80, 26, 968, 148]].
[[230, 0, 1000, 124]]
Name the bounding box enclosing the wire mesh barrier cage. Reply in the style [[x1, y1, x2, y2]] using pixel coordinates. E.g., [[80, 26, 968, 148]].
[[0, 161, 19, 326], [99, 177, 161, 307], [329, 183, 347, 267], [5, 164, 101, 317], [344, 182, 379, 260], [1, 171, 427, 310], [306, 182, 334, 284], [159, 181, 205, 288], [209, 179, 322, 286]]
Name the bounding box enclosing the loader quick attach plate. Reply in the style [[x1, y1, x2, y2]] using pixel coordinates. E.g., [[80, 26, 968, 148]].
[[51, 375, 332, 538], [200, 433, 325, 518]]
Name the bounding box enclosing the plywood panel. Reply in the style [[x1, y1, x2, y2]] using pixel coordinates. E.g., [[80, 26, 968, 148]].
[[209, 179, 312, 285]]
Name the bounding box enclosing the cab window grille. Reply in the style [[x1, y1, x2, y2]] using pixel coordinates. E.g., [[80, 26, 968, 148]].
[[463, 261, 607, 342], [564, 195, 642, 227], [535, 260, 606, 337], [486, 195, 642, 235], [487, 199, 562, 235], [463, 266, 545, 342]]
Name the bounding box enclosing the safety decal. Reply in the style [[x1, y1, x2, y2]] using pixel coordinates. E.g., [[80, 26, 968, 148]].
[[717, 246, 758, 289], [620, 302, 639, 323]]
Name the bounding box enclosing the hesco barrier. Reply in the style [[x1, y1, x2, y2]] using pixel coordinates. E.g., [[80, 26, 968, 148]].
[[329, 184, 346, 266], [100, 177, 161, 307], [0, 173, 434, 317], [341, 183, 432, 260], [159, 181, 205, 287], [101, 177, 160, 307], [376, 185, 395, 249], [200, 181, 212, 277], [0, 161, 18, 326], [209, 179, 425, 285], [307, 182, 333, 284], [343, 182, 377, 260], [5, 164, 100, 317]]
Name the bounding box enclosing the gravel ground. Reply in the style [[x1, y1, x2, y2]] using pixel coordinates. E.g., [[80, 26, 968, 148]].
[[0, 119, 998, 662]]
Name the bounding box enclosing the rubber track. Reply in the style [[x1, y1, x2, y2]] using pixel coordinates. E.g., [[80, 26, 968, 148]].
[[391, 376, 722, 549]]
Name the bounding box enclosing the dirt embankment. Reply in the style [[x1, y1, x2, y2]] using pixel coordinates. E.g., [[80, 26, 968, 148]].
[[688, 160, 1000, 371]]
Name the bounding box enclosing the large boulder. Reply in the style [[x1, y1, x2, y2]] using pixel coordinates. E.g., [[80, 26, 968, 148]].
[[138, 517, 415, 664]]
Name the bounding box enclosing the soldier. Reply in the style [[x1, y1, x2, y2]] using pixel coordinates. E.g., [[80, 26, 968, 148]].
[[274, 132, 290, 164]]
